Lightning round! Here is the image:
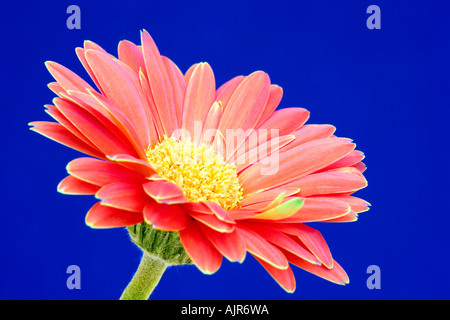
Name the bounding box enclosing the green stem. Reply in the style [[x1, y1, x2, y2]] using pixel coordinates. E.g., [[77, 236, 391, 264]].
[[120, 252, 167, 300]]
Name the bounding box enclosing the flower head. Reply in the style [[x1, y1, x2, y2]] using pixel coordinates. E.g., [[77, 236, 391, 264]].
[[30, 30, 369, 293]]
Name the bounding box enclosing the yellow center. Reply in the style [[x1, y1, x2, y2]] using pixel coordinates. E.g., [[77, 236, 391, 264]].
[[146, 136, 243, 210]]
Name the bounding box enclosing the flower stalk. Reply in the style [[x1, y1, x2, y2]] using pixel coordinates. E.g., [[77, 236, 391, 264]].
[[120, 222, 192, 300], [120, 252, 167, 300]]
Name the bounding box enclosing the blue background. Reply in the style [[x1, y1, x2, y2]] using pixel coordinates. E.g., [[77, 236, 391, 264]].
[[1, 0, 449, 300]]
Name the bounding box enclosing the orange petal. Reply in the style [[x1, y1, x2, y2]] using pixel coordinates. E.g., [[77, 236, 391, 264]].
[[319, 150, 365, 172], [199, 224, 246, 263], [278, 197, 352, 223], [255, 85, 283, 127], [236, 224, 288, 270], [281, 125, 336, 153], [288, 170, 368, 197], [295, 224, 333, 268], [254, 256, 296, 293], [202, 101, 223, 144], [215, 75, 245, 106], [57, 175, 100, 195], [45, 104, 97, 149], [272, 223, 334, 268], [179, 219, 223, 274], [189, 211, 235, 233], [53, 98, 137, 156], [327, 195, 371, 214], [143, 180, 188, 204], [86, 202, 144, 229], [118, 40, 145, 76], [67, 157, 146, 186], [285, 251, 349, 285], [107, 154, 157, 177], [96, 182, 150, 212], [45, 61, 95, 93], [143, 203, 188, 231], [161, 56, 186, 129], [29, 121, 105, 159], [84, 49, 152, 147], [218, 71, 270, 134], [141, 30, 177, 136], [249, 197, 304, 221], [241, 138, 355, 195], [182, 62, 216, 144], [257, 108, 309, 136], [244, 222, 319, 265]]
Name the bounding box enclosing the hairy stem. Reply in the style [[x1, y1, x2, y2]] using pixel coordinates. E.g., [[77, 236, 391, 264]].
[[119, 252, 167, 300]]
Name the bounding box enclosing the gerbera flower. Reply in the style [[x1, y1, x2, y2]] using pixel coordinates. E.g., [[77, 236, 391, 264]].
[[29, 30, 369, 297]]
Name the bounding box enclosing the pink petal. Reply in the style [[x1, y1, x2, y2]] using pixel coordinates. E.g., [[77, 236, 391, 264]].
[[202, 201, 235, 224], [322, 211, 358, 223], [81, 89, 150, 157], [277, 197, 352, 223], [29, 121, 105, 159], [83, 40, 109, 54], [138, 70, 164, 139], [44, 104, 97, 149], [143, 203, 188, 231], [241, 138, 355, 195], [179, 219, 223, 274], [236, 224, 288, 270], [215, 75, 244, 106], [84, 49, 152, 148], [48, 82, 65, 95], [318, 150, 365, 172], [62, 90, 113, 121], [58, 92, 145, 157], [202, 101, 223, 144], [287, 170, 368, 197], [85, 202, 144, 229], [141, 30, 177, 136], [218, 71, 270, 135], [234, 134, 295, 172], [281, 125, 336, 153], [107, 154, 157, 177], [189, 211, 235, 233], [45, 61, 95, 93], [294, 224, 333, 268], [255, 85, 283, 127], [95, 182, 150, 212], [239, 187, 300, 209], [254, 256, 296, 293], [57, 175, 100, 195], [245, 222, 319, 265], [272, 223, 334, 268], [117, 40, 145, 76], [142, 180, 188, 204], [199, 224, 246, 263], [53, 98, 137, 156], [182, 62, 216, 144], [67, 157, 146, 186], [285, 251, 349, 285], [257, 108, 309, 136], [249, 197, 304, 221], [327, 195, 371, 214], [184, 63, 199, 85], [76, 47, 104, 96], [161, 56, 186, 129]]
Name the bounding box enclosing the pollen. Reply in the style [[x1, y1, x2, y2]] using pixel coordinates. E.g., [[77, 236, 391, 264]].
[[146, 136, 243, 210]]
